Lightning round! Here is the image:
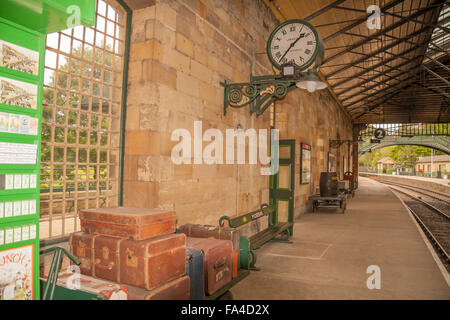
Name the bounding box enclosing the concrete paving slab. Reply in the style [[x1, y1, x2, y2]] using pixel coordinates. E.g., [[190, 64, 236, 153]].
[[230, 177, 450, 300]]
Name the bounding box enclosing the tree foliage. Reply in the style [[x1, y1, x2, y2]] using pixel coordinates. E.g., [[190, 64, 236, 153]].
[[41, 43, 116, 190], [359, 144, 445, 168]]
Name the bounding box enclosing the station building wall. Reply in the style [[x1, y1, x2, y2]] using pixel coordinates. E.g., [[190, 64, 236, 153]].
[[123, 0, 353, 226]]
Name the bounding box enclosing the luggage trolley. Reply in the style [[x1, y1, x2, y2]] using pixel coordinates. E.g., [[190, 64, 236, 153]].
[[308, 194, 347, 214]]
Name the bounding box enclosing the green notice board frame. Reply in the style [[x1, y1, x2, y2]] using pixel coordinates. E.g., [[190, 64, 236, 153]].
[[0, 0, 96, 300], [0, 17, 44, 300]]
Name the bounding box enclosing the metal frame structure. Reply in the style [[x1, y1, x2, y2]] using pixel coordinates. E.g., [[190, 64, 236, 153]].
[[267, 0, 449, 124], [40, 0, 129, 239], [359, 122, 449, 138]]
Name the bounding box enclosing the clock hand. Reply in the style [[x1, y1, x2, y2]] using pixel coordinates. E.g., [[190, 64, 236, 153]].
[[278, 26, 305, 63]]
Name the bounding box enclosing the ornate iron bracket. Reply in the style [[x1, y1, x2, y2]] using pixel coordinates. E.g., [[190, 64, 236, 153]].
[[221, 74, 298, 117], [329, 139, 353, 148]]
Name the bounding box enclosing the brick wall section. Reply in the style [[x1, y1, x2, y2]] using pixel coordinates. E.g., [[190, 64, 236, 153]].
[[123, 0, 353, 226]]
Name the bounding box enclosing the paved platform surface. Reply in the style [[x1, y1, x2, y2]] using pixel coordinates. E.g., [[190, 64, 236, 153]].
[[231, 177, 450, 300]]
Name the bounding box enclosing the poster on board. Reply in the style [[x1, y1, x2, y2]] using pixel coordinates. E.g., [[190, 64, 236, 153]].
[[0, 76, 37, 109], [328, 152, 336, 172], [0, 40, 39, 75], [0, 244, 34, 300], [300, 143, 311, 184]]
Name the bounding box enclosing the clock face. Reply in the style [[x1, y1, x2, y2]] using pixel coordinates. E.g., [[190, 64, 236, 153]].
[[267, 20, 320, 70]]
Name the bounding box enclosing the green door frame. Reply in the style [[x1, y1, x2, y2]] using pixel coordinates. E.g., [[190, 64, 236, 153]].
[[269, 139, 295, 236]]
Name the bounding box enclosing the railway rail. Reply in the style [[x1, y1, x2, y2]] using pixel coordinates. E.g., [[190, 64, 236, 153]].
[[382, 181, 450, 217], [385, 183, 450, 272]]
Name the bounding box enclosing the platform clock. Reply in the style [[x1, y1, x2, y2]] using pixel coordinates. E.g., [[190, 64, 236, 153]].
[[267, 19, 324, 71]]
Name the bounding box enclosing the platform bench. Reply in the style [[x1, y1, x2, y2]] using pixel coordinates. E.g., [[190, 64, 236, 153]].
[[219, 204, 292, 270]]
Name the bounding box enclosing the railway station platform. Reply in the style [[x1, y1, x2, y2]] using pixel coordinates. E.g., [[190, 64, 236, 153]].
[[230, 177, 450, 300], [360, 173, 450, 195]]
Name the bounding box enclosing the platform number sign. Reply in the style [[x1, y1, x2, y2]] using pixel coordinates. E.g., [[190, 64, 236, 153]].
[[373, 128, 386, 140]]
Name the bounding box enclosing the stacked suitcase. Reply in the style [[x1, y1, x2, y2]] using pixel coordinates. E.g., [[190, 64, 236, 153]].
[[178, 224, 239, 297], [179, 224, 240, 278], [69, 207, 189, 300]]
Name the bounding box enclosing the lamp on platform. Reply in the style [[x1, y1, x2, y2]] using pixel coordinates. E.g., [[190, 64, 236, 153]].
[[296, 69, 327, 93]]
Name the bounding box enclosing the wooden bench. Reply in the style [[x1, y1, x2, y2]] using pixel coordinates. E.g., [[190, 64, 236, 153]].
[[219, 203, 292, 270]]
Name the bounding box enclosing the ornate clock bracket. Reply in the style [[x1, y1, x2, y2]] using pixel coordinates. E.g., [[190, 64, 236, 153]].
[[220, 73, 299, 117]]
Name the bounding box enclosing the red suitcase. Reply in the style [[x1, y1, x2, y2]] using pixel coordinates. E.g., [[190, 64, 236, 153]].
[[79, 207, 176, 240], [179, 224, 240, 277], [186, 237, 232, 295], [127, 276, 190, 300]]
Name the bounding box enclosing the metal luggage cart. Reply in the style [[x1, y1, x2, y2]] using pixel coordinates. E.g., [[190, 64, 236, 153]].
[[308, 194, 347, 214]]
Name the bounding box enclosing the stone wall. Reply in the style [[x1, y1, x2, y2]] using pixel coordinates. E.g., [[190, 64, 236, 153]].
[[123, 0, 353, 226]]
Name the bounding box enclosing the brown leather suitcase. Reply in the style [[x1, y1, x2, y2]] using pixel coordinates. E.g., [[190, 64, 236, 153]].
[[69, 232, 186, 290], [179, 224, 240, 276], [127, 276, 190, 300], [93, 235, 123, 282], [69, 232, 97, 276], [119, 233, 186, 290], [186, 237, 232, 295], [79, 207, 176, 240]]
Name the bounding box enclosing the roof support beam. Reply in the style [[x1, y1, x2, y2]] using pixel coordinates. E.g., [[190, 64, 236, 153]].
[[420, 65, 450, 87], [425, 54, 450, 73], [330, 39, 429, 90], [340, 52, 427, 102], [382, 8, 450, 34], [303, 0, 347, 21], [322, 4, 438, 65], [352, 76, 450, 119], [327, 24, 433, 78], [323, 0, 406, 42], [353, 85, 412, 119], [340, 62, 422, 103], [347, 73, 418, 110]]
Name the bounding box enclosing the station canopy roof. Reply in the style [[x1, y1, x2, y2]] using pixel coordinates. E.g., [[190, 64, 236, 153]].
[[265, 0, 450, 124]]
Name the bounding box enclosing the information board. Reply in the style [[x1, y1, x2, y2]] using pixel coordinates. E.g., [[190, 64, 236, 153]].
[[0, 17, 43, 300]]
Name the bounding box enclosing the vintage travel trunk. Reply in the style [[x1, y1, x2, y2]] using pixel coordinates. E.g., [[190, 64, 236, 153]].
[[119, 233, 187, 290], [93, 235, 123, 282], [69, 232, 186, 290], [69, 232, 97, 276], [78, 207, 176, 240], [186, 247, 204, 300], [127, 276, 190, 300], [186, 237, 232, 295], [179, 224, 240, 276]]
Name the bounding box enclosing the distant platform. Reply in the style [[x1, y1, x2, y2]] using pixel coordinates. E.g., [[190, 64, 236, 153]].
[[360, 173, 449, 195], [231, 177, 450, 299]]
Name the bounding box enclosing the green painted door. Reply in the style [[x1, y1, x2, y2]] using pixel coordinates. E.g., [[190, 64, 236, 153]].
[[269, 139, 295, 236]]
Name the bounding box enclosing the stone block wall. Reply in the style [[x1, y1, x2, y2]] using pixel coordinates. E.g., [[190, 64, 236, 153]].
[[123, 0, 353, 226]]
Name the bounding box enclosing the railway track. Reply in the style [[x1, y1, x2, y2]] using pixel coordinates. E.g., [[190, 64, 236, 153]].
[[382, 181, 450, 217], [386, 184, 450, 272]]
